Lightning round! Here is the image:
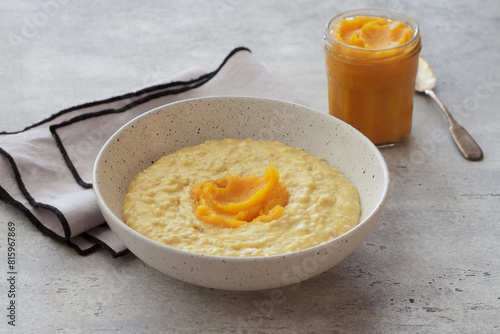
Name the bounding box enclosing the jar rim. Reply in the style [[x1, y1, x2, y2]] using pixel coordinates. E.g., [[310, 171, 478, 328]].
[[323, 7, 420, 53]]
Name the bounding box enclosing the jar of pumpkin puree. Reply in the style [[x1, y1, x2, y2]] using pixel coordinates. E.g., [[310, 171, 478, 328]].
[[323, 8, 422, 146]]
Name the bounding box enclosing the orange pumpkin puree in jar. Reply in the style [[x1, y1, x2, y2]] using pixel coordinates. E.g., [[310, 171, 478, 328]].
[[324, 9, 421, 146]]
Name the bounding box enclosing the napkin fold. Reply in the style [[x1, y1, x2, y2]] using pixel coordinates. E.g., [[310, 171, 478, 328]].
[[0, 47, 305, 257]]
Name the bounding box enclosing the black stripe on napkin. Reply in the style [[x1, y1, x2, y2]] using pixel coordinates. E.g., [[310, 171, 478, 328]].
[[0, 182, 100, 256], [0, 146, 72, 239]]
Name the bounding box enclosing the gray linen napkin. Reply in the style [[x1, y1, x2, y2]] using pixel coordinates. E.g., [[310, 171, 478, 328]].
[[0, 47, 305, 257]]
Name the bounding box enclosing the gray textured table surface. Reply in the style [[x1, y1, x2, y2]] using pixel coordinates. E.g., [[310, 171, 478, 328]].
[[1, 1, 499, 333]]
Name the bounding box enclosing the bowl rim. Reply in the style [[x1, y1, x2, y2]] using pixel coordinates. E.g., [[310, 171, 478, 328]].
[[93, 96, 390, 262]]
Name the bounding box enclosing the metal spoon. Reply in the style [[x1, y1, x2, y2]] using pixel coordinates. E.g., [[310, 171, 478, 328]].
[[415, 57, 483, 161]]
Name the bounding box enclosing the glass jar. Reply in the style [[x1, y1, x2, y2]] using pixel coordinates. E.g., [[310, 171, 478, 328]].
[[323, 8, 422, 147]]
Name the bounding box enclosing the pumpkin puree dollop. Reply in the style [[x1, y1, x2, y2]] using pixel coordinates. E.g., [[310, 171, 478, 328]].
[[190, 163, 289, 228]]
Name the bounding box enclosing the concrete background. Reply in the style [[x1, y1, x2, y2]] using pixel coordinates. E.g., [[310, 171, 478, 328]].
[[0, 0, 499, 333]]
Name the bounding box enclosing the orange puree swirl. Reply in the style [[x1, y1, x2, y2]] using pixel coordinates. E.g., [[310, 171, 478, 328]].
[[190, 163, 289, 228], [333, 16, 414, 49]]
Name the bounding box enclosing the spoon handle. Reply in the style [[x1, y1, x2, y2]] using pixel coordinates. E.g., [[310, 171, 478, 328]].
[[425, 89, 483, 161]]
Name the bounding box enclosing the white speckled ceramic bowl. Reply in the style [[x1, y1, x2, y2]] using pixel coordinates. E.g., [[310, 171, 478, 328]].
[[93, 96, 389, 291]]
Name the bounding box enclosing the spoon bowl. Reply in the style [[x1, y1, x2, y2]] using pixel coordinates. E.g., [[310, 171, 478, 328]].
[[415, 57, 437, 92]]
